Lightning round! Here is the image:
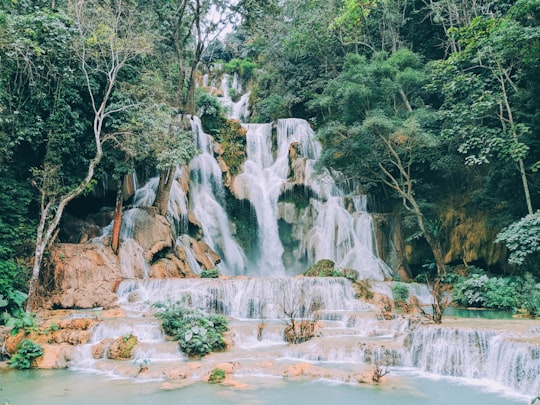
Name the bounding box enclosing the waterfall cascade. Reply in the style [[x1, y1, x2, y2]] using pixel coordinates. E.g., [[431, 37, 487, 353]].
[[69, 72, 540, 401]]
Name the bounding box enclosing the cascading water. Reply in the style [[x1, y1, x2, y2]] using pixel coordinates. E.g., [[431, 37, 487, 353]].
[[189, 116, 247, 275], [70, 71, 540, 402]]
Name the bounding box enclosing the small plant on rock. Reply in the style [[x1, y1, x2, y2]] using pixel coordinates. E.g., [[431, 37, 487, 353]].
[[208, 367, 226, 384], [371, 361, 389, 383], [200, 268, 220, 279], [8, 339, 43, 369]]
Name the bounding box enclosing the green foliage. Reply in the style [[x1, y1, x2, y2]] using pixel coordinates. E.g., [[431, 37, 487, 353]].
[[223, 58, 257, 81], [0, 260, 28, 323], [5, 312, 37, 336], [452, 273, 540, 316], [196, 90, 227, 136], [153, 299, 228, 358], [214, 119, 247, 177], [495, 212, 540, 266], [303, 259, 336, 277], [391, 283, 409, 303], [200, 268, 220, 279], [8, 339, 43, 369], [117, 334, 138, 359], [208, 367, 226, 383]]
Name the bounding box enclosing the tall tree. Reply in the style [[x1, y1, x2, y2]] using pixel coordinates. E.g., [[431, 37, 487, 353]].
[[146, 0, 230, 215], [433, 8, 540, 215], [25, 0, 152, 310]]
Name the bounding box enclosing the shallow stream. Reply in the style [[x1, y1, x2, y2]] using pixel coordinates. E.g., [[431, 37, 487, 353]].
[[0, 369, 528, 404]]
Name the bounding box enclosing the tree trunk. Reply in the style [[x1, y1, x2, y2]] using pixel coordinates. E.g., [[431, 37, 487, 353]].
[[153, 167, 175, 216], [111, 182, 124, 254]]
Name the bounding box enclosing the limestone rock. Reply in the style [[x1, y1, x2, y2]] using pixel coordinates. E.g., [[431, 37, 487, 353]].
[[92, 338, 114, 359], [176, 236, 221, 271], [126, 207, 174, 261], [107, 334, 138, 360], [42, 243, 122, 309], [35, 344, 72, 369]]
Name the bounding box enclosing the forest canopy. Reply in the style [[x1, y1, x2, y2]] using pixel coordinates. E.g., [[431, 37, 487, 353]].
[[0, 0, 539, 316]]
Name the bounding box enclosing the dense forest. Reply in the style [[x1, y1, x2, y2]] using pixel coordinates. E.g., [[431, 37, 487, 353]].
[[1, 0, 539, 323]]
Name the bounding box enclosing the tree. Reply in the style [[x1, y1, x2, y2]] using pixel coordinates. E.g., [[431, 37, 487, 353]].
[[316, 50, 449, 276], [496, 212, 540, 269], [145, 0, 230, 214], [433, 10, 540, 215], [26, 0, 152, 310]]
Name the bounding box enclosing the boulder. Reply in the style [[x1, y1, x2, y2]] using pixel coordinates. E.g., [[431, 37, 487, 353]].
[[125, 207, 173, 261], [42, 243, 122, 309]]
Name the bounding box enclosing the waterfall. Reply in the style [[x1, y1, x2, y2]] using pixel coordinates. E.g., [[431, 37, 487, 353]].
[[220, 73, 250, 122], [189, 116, 247, 275], [406, 325, 540, 397], [116, 277, 373, 320], [234, 123, 286, 276]]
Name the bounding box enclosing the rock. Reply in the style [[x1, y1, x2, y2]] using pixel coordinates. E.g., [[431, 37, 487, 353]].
[[107, 334, 138, 360], [5, 331, 24, 355], [59, 213, 103, 244], [35, 344, 72, 369], [92, 338, 114, 359], [42, 243, 122, 309], [214, 362, 238, 374], [162, 368, 188, 380], [125, 207, 173, 261], [150, 257, 185, 278], [222, 376, 250, 389], [284, 363, 312, 377], [101, 308, 126, 318]]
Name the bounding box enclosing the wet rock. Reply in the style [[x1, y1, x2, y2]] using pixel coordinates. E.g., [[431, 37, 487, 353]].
[[125, 207, 173, 261], [107, 334, 138, 360], [162, 368, 188, 379], [35, 344, 72, 369], [214, 362, 238, 374], [283, 362, 312, 377], [92, 338, 113, 359]]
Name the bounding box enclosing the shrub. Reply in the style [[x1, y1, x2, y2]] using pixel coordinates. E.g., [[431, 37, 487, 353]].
[[208, 367, 226, 384], [391, 283, 409, 304], [496, 212, 540, 267], [0, 260, 29, 324], [214, 119, 247, 177], [200, 268, 220, 279], [8, 339, 43, 369], [153, 300, 228, 358], [452, 273, 539, 315]]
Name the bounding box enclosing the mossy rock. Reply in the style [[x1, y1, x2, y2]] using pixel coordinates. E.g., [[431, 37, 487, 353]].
[[208, 367, 226, 383], [304, 259, 336, 277], [108, 334, 138, 360]]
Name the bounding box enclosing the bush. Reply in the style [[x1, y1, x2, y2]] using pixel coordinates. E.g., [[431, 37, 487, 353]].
[[452, 273, 539, 315], [153, 300, 228, 358], [200, 268, 220, 279], [496, 212, 540, 267], [214, 119, 247, 177], [208, 367, 226, 383], [0, 260, 29, 324], [8, 339, 43, 369], [391, 283, 409, 304]]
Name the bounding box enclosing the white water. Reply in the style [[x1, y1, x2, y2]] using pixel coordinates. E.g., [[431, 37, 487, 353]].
[[70, 72, 540, 402], [188, 116, 247, 275]]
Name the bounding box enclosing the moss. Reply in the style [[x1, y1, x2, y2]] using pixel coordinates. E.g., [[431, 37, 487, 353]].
[[304, 259, 336, 277], [215, 119, 247, 177], [208, 367, 226, 384]]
